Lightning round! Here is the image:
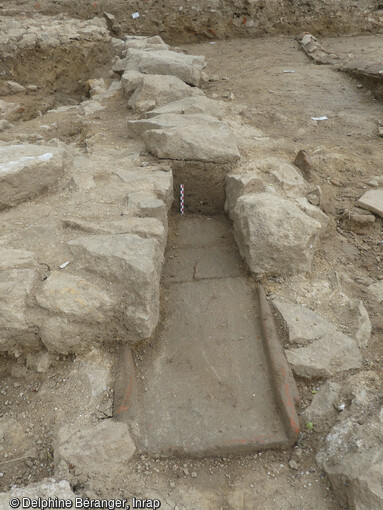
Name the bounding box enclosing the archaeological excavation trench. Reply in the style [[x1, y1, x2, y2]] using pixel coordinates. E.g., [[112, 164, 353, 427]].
[[114, 205, 300, 457], [1, 6, 383, 508]]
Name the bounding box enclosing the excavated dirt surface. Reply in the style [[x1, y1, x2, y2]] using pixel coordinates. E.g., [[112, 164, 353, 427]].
[[1, 31, 383, 509]]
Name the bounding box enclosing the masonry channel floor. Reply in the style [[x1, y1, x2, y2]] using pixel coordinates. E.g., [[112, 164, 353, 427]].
[[115, 215, 298, 457]]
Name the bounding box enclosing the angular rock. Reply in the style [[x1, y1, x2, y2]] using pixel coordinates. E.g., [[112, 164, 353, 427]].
[[128, 74, 204, 113], [0, 247, 36, 271], [294, 149, 314, 181], [0, 268, 39, 354], [122, 48, 205, 86], [0, 119, 13, 132], [351, 299, 372, 349], [357, 189, 383, 218], [0, 480, 75, 506], [121, 69, 144, 96], [26, 351, 53, 373], [0, 144, 68, 209], [295, 197, 329, 228], [144, 96, 224, 119], [268, 159, 305, 191], [124, 35, 169, 51], [54, 420, 136, 477], [112, 166, 173, 206], [6, 80, 26, 94], [126, 192, 167, 224], [41, 316, 97, 355], [225, 171, 263, 217], [63, 217, 167, 250], [128, 112, 221, 137], [317, 401, 383, 510], [111, 37, 124, 54], [36, 272, 115, 323], [141, 115, 240, 164], [302, 381, 342, 424], [233, 193, 321, 276], [273, 300, 337, 345], [368, 281, 383, 303], [68, 234, 163, 340], [285, 330, 362, 378]]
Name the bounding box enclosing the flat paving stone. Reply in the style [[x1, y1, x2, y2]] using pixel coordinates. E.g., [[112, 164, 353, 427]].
[[117, 215, 293, 457]]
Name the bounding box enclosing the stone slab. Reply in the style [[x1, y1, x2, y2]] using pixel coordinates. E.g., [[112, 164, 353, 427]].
[[357, 189, 383, 218], [116, 216, 295, 457]]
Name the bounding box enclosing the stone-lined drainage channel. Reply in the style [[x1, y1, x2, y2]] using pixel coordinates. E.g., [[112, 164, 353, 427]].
[[115, 166, 300, 457]]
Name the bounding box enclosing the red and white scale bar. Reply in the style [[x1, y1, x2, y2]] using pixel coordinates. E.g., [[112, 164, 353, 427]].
[[180, 184, 185, 214]]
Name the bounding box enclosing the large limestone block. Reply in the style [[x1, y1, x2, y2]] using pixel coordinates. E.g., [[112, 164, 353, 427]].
[[124, 35, 169, 51], [285, 330, 362, 378], [273, 300, 337, 345], [68, 234, 163, 340], [317, 403, 383, 510], [55, 420, 136, 478], [225, 172, 263, 217], [128, 112, 221, 137], [112, 166, 173, 206], [0, 268, 40, 354], [141, 115, 240, 164], [144, 96, 224, 119], [233, 193, 321, 276], [128, 74, 204, 113], [0, 480, 75, 507], [0, 144, 67, 209], [63, 216, 167, 251], [121, 69, 144, 96], [123, 48, 205, 86], [125, 192, 167, 224], [36, 272, 115, 323]]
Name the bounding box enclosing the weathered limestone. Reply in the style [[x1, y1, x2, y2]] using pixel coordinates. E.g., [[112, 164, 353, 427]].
[[121, 69, 144, 96], [273, 300, 337, 345], [41, 317, 97, 355], [0, 480, 76, 506], [112, 166, 173, 206], [368, 281, 383, 303], [63, 217, 167, 250], [225, 172, 264, 217], [295, 197, 329, 229], [0, 268, 40, 354], [126, 192, 167, 224], [0, 144, 68, 209], [285, 330, 362, 378], [357, 189, 383, 218], [140, 114, 240, 163], [317, 399, 383, 510], [233, 193, 321, 276], [144, 96, 224, 119], [54, 420, 136, 478], [302, 381, 342, 424], [128, 74, 205, 113], [124, 35, 169, 51], [118, 48, 205, 86], [68, 234, 163, 340], [36, 272, 115, 323], [128, 112, 222, 136], [268, 159, 305, 191], [0, 247, 36, 271]]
